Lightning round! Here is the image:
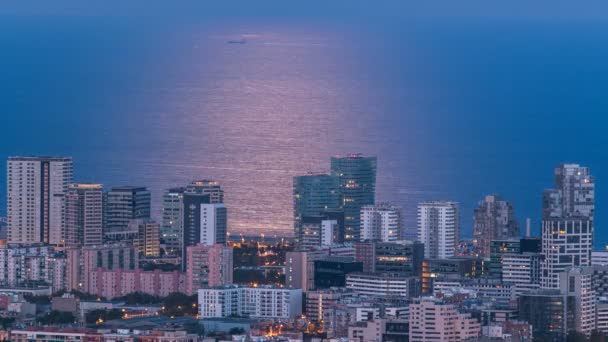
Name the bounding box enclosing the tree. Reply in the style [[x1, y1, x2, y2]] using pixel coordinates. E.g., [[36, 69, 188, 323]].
[[229, 327, 245, 335], [567, 330, 588, 342], [115, 292, 162, 305], [161, 292, 197, 317], [591, 330, 606, 342], [0, 317, 15, 329], [184, 321, 205, 336], [37, 311, 76, 325], [85, 309, 123, 324]]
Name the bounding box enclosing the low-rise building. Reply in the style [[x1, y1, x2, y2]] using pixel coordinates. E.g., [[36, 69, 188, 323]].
[[346, 273, 420, 298], [198, 285, 302, 319]]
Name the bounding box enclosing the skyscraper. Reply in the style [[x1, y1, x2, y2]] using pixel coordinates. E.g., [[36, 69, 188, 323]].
[[65, 183, 103, 247], [330, 154, 377, 242], [104, 186, 151, 235], [541, 164, 594, 289], [162, 180, 225, 259], [473, 195, 519, 257], [417, 201, 459, 259], [7, 156, 73, 244], [293, 174, 341, 248], [360, 202, 402, 242], [161, 187, 186, 256], [182, 192, 210, 269]]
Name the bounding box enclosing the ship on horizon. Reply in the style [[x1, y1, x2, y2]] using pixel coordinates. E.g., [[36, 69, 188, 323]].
[[227, 38, 247, 44]]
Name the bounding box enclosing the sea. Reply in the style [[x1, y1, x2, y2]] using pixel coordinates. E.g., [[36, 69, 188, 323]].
[[1, 3, 608, 247]]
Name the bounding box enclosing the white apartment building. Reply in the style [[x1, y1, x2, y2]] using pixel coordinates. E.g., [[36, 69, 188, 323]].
[[198, 285, 302, 319], [7, 156, 73, 244], [593, 251, 608, 266], [0, 244, 67, 293], [346, 273, 419, 298], [417, 201, 459, 259], [200, 203, 227, 246], [501, 253, 542, 296], [360, 203, 402, 242]]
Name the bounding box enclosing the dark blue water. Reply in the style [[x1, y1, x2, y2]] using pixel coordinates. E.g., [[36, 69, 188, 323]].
[[1, 4, 608, 247]]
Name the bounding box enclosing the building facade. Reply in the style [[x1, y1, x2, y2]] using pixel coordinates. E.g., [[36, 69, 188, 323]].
[[87, 268, 185, 299]]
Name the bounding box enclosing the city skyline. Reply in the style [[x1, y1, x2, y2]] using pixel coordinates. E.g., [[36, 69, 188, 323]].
[[2, 2, 608, 340]]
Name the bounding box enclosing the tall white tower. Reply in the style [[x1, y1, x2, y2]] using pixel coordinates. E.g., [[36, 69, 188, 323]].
[[417, 201, 459, 259], [7, 156, 73, 244], [360, 203, 402, 242], [541, 164, 594, 289]]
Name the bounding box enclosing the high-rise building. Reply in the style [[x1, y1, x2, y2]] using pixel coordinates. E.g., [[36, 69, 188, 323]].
[[130, 219, 160, 257], [360, 203, 402, 242], [65, 183, 103, 247], [293, 174, 342, 248], [518, 289, 576, 342], [559, 267, 596, 336], [185, 243, 233, 295], [161, 187, 186, 256], [417, 201, 459, 259], [7, 156, 73, 244], [104, 186, 151, 235], [473, 195, 519, 257], [409, 297, 481, 342], [330, 154, 377, 242], [199, 203, 227, 246], [541, 164, 594, 289]]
